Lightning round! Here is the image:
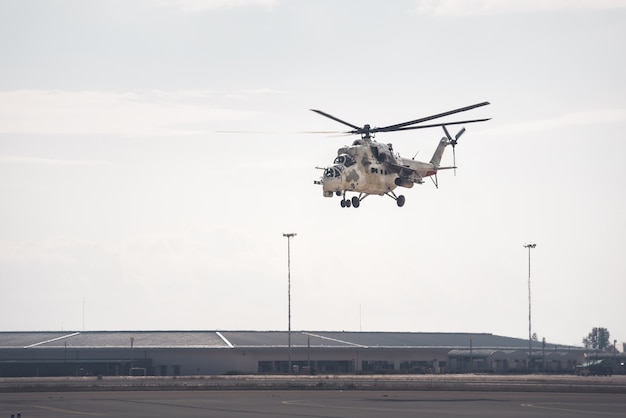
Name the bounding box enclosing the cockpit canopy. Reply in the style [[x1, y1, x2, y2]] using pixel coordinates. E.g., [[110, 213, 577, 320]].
[[333, 153, 355, 167], [324, 165, 344, 178]]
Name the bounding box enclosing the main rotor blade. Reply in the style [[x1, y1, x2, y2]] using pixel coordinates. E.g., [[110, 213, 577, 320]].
[[216, 130, 343, 134], [376, 101, 490, 132], [386, 118, 491, 132], [310, 109, 362, 131]]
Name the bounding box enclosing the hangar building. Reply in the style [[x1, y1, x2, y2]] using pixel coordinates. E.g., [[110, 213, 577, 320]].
[[0, 331, 584, 377]]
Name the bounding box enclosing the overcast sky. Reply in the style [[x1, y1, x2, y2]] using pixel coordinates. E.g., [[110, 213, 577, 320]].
[[1, 0, 625, 348]]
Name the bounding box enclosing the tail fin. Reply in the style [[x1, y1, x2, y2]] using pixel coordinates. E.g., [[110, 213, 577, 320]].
[[429, 137, 450, 168], [430, 126, 465, 169]]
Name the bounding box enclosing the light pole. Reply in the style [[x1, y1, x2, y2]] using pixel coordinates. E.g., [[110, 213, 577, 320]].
[[283, 233, 296, 374], [524, 243, 536, 372], [129, 337, 134, 376]]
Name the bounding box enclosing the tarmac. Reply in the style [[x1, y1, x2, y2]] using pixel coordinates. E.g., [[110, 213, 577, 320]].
[[1, 374, 626, 393]]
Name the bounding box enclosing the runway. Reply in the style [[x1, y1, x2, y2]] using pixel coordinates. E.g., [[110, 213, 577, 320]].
[[2, 390, 626, 417]]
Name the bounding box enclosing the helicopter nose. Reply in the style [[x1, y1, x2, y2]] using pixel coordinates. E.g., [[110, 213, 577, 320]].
[[322, 168, 343, 192]]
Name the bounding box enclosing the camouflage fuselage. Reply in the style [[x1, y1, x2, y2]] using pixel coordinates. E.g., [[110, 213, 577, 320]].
[[320, 138, 445, 197]]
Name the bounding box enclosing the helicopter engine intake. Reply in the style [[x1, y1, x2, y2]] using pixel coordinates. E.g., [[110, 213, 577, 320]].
[[370, 142, 395, 163]]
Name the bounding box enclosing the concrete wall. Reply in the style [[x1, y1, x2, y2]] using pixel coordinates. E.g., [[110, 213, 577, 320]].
[[0, 345, 585, 377]]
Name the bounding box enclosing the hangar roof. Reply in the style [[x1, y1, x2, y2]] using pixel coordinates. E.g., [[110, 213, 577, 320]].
[[0, 331, 581, 350]]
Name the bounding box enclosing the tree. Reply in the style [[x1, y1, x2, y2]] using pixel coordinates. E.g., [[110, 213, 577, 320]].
[[582, 327, 611, 351]]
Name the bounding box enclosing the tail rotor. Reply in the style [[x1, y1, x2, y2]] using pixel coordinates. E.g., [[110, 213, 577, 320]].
[[442, 126, 465, 176]]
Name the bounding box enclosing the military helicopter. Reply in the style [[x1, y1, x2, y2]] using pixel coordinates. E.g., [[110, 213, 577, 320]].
[[312, 101, 491, 208]]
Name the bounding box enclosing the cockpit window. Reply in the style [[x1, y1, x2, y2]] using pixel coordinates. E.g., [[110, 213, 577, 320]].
[[324, 165, 344, 178], [333, 154, 355, 167]]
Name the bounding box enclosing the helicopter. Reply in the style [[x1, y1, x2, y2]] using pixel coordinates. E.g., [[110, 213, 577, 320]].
[[312, 101, 491, 208]]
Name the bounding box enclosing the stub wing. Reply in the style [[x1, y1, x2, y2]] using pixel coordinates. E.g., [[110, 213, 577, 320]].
[[388, 162, 425, 185], [389, 158, 438, 178], [388, 162, 416, 178]]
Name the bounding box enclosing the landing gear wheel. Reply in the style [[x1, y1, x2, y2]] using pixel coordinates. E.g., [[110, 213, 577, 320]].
[[351, 196, 360, 208], [340, 199, 346, 208], [345, 199, 351, 208], [396, 195, 405, 207]]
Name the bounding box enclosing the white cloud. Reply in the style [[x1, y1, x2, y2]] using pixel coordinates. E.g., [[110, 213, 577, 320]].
[[224, 88, 288, 101], [412, 0, 626, 16], [161, 0, 278, 13], [482, 108, 626, 136], [0, 156, 113, 166], [242, 88, 288, 95], [0, 90, 261, 136], [0, 238, 112, 265]]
